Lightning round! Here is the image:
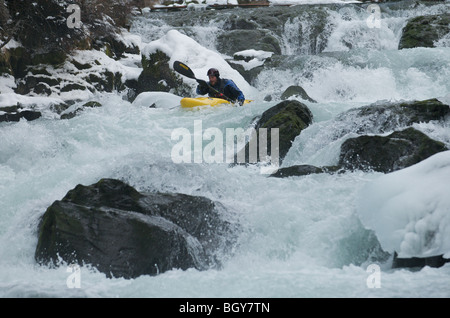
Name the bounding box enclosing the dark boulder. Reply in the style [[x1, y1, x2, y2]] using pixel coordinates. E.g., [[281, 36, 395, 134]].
[[257, 100, 313, 161], [280, 85, 316, 103], [236, 100, 313, 165], [0, 105, 42, 123], [35, 179, 239, 279], [137, 50, 189, 96], [217, 29, 281, 56], [270, 164, 340, 178], [339, 127, 448, 173], [334, 98, 450, 137], [392, 252, 450, 269]]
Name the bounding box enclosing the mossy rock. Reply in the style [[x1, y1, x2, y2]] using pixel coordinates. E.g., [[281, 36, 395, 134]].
[[399, 13, 450, 49], [83, 101, 102, 107], [61, 83, 87, 92], [0, 50, 13, 75], [137, 50, 187, 95], [71, 60, 92, 70], [31, 50, 67, 66], [237, 100, 313, 164], [7, 47, 32, 78]]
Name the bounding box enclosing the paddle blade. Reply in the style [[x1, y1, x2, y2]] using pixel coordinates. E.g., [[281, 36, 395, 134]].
[[173, 61, 196, 79]]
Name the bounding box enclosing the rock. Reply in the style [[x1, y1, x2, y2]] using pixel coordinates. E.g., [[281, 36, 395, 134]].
[[137, 50, 188, 95], [35, 179, 239, 278], [2, 47, 32, 78], [399, 13, 450, 49], [392, 252, 450, 269], [217, 29, 281, 56], [335, 98, 450, 136], [270, 164, 340, 178], [237, 100, 313, 164], [0, 106, 42, 123], [93, 35, 140, 60], [280, 85, 316, 103], [60, 101, 103, 119], [339, 127, 448, 173], [257, 100, 313, 160]]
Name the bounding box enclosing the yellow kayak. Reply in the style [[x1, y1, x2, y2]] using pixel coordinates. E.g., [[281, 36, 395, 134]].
[[180, 97, 252, 108]]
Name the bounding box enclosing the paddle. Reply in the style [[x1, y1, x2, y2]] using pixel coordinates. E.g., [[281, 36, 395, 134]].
[[173, 60, 234, 103]]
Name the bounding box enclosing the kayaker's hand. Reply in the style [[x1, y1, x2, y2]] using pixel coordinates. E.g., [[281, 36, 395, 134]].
[[196, 79, 208, 88], [238, 100, 244, 106]]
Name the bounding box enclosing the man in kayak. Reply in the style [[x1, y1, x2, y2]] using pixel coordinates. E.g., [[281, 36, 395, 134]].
[[196, 68, 245, 106]]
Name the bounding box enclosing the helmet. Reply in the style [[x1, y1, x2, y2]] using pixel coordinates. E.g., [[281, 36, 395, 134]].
[[207, 68, 220, 78]]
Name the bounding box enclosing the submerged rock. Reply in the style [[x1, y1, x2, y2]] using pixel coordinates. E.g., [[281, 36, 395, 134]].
[[35, 179, 239, 278], [270, 164, 340, 178]]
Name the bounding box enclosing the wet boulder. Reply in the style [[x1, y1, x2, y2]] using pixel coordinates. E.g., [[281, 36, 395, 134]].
[[217, 29, 281, 56], [237, 100, 313, 165], [399, 13, 450, 49], [392, 252, 450, 269], [335, 98, 450, 136], [270, 164, 340, 178], [280, 85, 316, 103], [137, 49, 189, 96], [339, 127, 448, 173], [35, 179, 239, 279]]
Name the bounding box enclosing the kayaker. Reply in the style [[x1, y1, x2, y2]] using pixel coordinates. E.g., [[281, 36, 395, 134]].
[[196, 68, 245, 106]]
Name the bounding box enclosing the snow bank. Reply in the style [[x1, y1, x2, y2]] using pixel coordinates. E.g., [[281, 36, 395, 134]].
[[132, 91, 182, 109], [0, 93, 65, 109], [357, 151, 450, 258], [142, 29, 258, 99]]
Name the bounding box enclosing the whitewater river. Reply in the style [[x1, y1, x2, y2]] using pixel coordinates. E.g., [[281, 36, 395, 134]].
[[1, 1, 450, 298]]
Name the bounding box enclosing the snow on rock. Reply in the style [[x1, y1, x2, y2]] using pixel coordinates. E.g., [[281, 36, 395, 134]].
[[232, 49, 273, 71], [142, 29, 258, 99], [357, 150, 450, 259], [132, 91, 182, 109]]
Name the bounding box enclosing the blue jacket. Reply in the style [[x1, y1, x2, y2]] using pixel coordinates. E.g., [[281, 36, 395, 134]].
[[196, 78, 245, 103]]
